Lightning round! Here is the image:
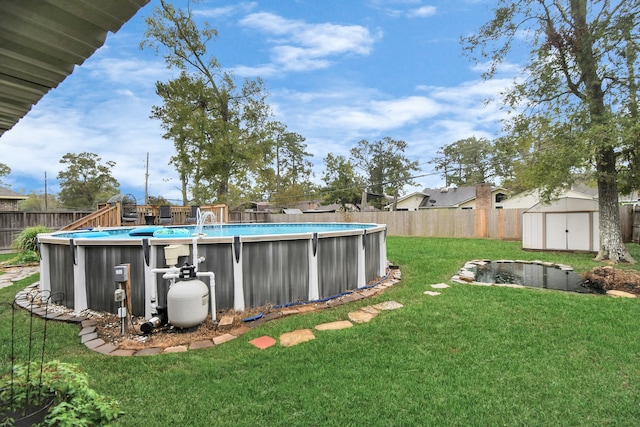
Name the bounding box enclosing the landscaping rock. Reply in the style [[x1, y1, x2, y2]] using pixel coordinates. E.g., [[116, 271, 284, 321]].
[[606, 290, 636, 298], [348, 310, 377, 323], [372, 301, 403, 311], [424, 291, 441, 296], [315, 320, 353, 331], [249, 335, 277, 349], [280, 329, 315, 347]]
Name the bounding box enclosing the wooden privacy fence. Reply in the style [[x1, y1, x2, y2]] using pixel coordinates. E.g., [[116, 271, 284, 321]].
[[267, 208, 527, 240], [0, 211, 92, 250], [1, 206, 634, 251], [269, 206, 634, 242]]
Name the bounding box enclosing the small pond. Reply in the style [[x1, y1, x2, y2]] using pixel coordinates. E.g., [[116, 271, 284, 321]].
[[472, 261, 598, 294]]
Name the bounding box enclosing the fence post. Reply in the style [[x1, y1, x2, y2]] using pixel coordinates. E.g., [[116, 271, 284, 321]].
[[475, 209, 489, 238]]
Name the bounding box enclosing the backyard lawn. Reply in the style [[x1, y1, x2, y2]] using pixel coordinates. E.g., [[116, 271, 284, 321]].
[[2, 237, 639, 425]]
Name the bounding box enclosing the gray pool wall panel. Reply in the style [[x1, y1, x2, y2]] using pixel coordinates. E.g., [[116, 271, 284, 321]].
[[38, 224, 387, 315]]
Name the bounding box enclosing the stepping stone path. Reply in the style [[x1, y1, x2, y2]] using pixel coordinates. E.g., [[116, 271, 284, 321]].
[[0, 266, 40, 290], [315, 320, 353, 331], [348, 307, 378, 323], [8, 265, 408, 355], [279, 329, 315, 347], [373, 301, 404, 310], [249, 335, 277, 350]]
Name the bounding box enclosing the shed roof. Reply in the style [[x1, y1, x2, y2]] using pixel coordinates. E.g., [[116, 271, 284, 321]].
[[525, 197, 599, 213], [0, 0, 149, 137]]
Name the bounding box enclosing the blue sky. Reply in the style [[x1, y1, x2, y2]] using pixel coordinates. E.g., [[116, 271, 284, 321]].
[[1, 0, 517, 203]]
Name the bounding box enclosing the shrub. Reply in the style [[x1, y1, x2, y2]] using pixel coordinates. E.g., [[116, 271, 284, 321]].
[[11, 225, 52, 253], [8, 226, 52, 265], [1, 360, 123, 426]]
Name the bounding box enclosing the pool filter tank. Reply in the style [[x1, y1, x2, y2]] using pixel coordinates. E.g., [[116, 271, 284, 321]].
[[167, 264, 210, 328]]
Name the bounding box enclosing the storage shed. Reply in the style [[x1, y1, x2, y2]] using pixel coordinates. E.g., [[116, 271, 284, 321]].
[[522, 197, 599, 251]]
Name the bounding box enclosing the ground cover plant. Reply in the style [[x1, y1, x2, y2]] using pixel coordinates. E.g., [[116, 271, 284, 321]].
[[1, 237, 639, 425]]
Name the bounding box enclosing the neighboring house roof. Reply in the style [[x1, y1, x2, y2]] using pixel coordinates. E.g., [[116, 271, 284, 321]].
[[0, 186, 27, 200], [419, 186, 479, 208], [304, 203, 340, 213], [390, 186, 509, 210], [304, 203, 360, 213], [0, 0, 150, 136]]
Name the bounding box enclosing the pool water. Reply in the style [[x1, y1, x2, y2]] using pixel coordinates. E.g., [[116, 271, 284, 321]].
[[57, 223, 377, 240], [473, 262, 596, 294]]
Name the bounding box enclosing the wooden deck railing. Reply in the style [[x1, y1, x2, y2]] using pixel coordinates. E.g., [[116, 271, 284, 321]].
[[60, 204, 119, 230], [59, 204, 229, 231]]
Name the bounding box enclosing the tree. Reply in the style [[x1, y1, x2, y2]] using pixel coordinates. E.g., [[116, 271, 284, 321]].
[[147, 195, 172, 206], [57, 152, 119, 209], [143, 0, 273, 207], [431, 136, 499, 186], [350, 137, 420, 209], [260, 122, 314, 207], [322, 153, 364, 210], [0, 163, 10, 186], [18, 192, 59, 211], [463, 0, 639, 263]]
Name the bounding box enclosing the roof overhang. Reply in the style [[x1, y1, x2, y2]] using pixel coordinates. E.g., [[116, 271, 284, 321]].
[[0, 0, 150, 137]]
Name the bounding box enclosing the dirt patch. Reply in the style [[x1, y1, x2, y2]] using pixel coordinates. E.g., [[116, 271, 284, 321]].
[[584, 267, 640, 296], [93, 306, 272, 350], [22, 285, 269, 350]]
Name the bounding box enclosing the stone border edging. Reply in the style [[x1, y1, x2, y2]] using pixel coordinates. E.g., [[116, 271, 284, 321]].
[[12, 268, 403, 356], [451, 259, 637, 298]]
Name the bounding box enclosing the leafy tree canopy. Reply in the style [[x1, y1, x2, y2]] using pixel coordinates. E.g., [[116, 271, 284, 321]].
[[57, 152, 119, 210], [0, 163, 10, 186], [143, 0, 274, 207], [18, 192, 59, 212], [350, 137, 420, 209], [431, 136, 499, 187], [463, 0, 639, 263], [322, 153, 364, 210]]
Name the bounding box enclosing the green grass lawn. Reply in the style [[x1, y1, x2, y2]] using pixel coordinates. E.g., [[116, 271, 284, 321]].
[[2, 237, 639, 425]]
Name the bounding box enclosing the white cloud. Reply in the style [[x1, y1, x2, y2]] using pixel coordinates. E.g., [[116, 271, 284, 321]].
[[83, 56, 169, 88], [194, 2, 258, 18], [409, 6, 437, 17], [238, 12, 378, 73]]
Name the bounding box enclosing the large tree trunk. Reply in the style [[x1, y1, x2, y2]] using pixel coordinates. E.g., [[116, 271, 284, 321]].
[[569, 1, 634, 264], [594, 147, 634, 263]]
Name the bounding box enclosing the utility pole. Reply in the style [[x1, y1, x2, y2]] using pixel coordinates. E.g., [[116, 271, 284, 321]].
[[144, 152, 149, 205], [44, 171, 48, 211]]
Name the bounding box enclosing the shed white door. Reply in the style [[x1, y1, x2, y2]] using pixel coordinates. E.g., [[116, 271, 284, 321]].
[[545, 213, 591, 251]]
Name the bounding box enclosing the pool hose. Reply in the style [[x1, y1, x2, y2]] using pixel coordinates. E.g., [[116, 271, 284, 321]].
[[242, 267, 394, 322]]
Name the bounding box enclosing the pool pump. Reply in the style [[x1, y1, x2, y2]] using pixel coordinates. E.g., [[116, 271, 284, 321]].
[[140, 306, 168, 334]]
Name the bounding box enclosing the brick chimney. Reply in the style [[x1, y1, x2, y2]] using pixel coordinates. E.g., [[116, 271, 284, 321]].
[[475, 183, 492, 209]]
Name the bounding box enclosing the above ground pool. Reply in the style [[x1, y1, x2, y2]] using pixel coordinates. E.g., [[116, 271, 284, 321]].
[[37, 223, 388, 321]]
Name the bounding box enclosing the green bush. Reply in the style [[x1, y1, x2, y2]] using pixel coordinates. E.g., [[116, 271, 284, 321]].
[[12, 226, 52, 253], [1, 360, 123, 426], [7, 226, 52, 265]]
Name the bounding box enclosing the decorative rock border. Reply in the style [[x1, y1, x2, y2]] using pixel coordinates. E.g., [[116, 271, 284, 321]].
[[11, 267, 403, 356], [451, 259, 637, 298]]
